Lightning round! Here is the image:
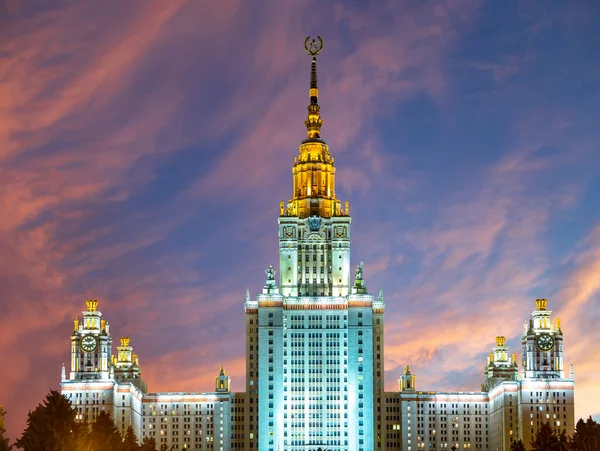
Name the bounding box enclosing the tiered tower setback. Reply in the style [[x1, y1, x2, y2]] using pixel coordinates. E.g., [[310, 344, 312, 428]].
[[249, 36, 380, 451]]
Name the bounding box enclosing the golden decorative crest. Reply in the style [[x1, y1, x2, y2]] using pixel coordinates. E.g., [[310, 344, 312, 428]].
[[535, 298, 548, 310], [120, 337, 130, 347], [86, 299, 98, 311], [496, 336, 506, 346], [304, 36, 323, 56]]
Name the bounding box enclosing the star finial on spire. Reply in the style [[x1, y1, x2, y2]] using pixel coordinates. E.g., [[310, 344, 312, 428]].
[[304, 36, 324, 140]]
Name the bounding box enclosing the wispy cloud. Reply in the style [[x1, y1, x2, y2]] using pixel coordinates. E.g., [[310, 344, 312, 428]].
[[1, 0, 600, 439]]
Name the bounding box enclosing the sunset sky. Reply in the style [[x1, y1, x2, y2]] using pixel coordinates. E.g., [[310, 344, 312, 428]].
[[1, 0, 599, 440]]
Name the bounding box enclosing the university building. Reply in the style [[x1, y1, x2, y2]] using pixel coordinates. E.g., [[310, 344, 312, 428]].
[[60, 38, 575, 451]]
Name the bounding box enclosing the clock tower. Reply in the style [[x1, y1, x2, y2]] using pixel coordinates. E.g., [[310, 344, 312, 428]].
[[70, 299, 112, 381], [521, 298, 565, 379]]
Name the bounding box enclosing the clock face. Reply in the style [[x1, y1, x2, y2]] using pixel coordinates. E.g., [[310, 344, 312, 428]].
[[81, 335, 97, 352], [536, 333, 554, 351]]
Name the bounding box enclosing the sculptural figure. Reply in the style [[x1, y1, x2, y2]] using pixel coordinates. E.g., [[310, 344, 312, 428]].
[[355, 261, 364, 281], [266, 265, 275, 281]]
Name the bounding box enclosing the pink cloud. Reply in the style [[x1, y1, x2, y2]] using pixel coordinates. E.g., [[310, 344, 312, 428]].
[[1, 0, 598, 442]]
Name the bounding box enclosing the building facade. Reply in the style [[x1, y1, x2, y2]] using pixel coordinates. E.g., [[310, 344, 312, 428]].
[[60, 38, 575, 451], [381, 299, 575, 451]]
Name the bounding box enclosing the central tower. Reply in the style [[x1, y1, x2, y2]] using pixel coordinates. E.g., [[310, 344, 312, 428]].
[[279, 36, 351, 298], [248, 37, 383, 451]]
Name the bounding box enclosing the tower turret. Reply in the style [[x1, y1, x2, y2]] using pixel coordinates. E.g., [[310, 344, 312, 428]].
[[521, 298, 564, 379], [399, 365, 416, 391], [216, 366, 231, 393], [114, 336, 147, 392], [277, 37, 352, 297], [70, 299, 112, 381], [481, 336, 518, 391]]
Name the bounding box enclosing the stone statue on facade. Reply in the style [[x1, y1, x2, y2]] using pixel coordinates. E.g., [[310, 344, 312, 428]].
[[266, 265, 275, 281], [355, 261, 364, 281]]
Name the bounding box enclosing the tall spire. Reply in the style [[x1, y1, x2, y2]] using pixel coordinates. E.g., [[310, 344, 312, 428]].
[[281, 37, 349, 219], [304, 36, 324, 140]]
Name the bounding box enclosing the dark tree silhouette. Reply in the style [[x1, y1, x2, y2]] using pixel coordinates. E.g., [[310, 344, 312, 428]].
[[0, 405, 11, 451], [510, 439, 526, 451], [556, 429, 569, 451], [121, 425, 139, 451], [530, 422, 560, 451], [139, 436, 157, 451], [16, 390, 90, 451], [89, 410, 123, 451], [571, 416, 600, 451]]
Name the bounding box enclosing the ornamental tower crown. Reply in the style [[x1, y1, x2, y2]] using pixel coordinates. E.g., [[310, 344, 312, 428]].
[[281, 37, 348, 219], [86, 299, 98, 311], [216, 366, 230, 393], [399, 365, 416, 391], [276, 37, 355, 297]]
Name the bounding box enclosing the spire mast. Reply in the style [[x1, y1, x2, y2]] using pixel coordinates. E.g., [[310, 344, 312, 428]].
[[304, 36, 324, 139]]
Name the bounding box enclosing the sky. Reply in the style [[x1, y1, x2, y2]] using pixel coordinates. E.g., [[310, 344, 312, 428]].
[[0, 0, 599, 440]]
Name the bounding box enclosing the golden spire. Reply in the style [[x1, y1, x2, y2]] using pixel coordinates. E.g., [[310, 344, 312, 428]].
[[281, 37, 349, 219], [304, 36, 324, 139]]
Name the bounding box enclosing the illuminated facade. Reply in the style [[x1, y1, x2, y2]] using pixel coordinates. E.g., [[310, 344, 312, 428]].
[[61, 300, 235, 450], [245, 36, 379, 451], [382, 300, 575, 451], [60, 38, 574, 451]]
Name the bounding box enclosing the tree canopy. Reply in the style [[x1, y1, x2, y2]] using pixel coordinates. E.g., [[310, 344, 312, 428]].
[[16, 390, 90, 451], [14, 390, 158, 451], [0, 405, 11, 451], [571, 416, 600, 451]]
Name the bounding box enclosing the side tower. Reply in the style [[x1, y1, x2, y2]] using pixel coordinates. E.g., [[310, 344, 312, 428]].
[[254, 37, 382, 451], [62, 300, 146, 435], [484, 337, 519, 451], [518, 299, 575, 449], [69, 300, 112, 381], [113, 337, 147, 392], [482, 336, 518, 392], [522, 299, 564, 379]]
